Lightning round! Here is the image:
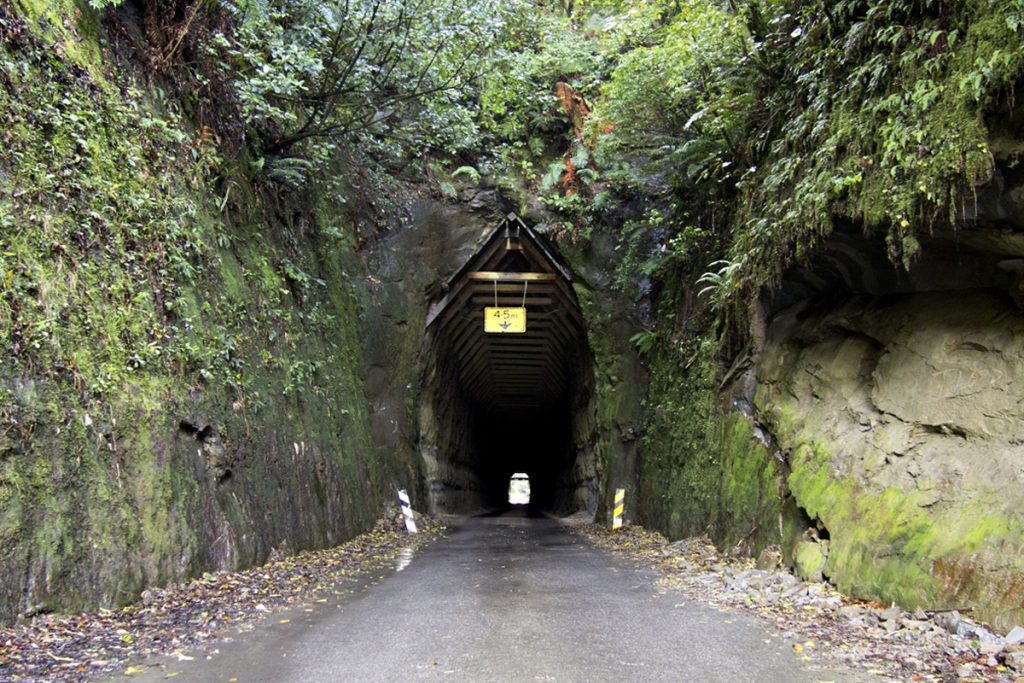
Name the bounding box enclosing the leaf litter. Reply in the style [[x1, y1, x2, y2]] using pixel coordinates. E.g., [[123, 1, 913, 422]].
[[0, 512, 444, 682], [573, 523, 1024, 683]]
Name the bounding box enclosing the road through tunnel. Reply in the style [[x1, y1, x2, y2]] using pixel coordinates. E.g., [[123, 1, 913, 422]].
[[419, 215, 597, 516]]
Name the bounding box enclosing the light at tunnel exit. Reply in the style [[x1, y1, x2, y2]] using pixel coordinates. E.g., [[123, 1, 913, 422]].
[[508, 472, 531, 505]]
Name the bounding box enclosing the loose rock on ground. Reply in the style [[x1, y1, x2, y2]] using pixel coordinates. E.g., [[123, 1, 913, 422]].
[[573, 522, 1024, 683]]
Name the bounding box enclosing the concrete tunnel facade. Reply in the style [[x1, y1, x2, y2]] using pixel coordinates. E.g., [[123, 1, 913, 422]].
[[419, 215, 599, 515]]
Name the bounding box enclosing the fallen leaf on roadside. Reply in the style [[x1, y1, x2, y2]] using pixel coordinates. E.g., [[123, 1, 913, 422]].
[[0, 512, 444, 682]]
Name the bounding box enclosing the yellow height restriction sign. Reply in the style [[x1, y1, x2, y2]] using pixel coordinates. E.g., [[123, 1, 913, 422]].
[[484, 307, 526, 334]]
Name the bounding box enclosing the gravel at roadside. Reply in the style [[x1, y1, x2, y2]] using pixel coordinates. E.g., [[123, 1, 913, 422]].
[[572, 522, 1023, 683]]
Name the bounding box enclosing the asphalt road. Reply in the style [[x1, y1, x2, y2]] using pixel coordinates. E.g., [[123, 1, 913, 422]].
[[110, 510, 854, 682]]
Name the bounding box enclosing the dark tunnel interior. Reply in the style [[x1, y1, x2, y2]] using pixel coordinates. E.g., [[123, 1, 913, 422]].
[[418, 216, 598, 516], [471, 403, 576, 511]]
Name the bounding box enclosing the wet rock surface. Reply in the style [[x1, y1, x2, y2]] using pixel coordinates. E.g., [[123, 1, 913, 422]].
[[576, 523, 1024, 682]]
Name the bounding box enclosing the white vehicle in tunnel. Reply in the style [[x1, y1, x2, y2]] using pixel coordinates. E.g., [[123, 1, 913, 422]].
[[508, 472, 531, 505]]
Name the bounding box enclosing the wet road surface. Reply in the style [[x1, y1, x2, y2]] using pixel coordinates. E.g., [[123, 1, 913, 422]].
[[109, 510, 855, 682]]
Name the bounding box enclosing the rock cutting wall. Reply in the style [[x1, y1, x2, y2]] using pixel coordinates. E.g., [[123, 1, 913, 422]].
[[633, 141, 1024, 628], [759, 287, 1024, 629], [755, 201, 1024, 629], [357, 192, 503, 513], [0, 4, 392, 622]]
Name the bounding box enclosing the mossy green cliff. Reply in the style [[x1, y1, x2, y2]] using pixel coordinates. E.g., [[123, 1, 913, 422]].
[[754, 288, 1024, 630], [633, 326, 782, 556], [0, 1, 398, 621]]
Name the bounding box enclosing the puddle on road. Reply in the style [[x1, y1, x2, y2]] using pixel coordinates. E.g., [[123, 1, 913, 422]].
[[394, 547, 415, 572]]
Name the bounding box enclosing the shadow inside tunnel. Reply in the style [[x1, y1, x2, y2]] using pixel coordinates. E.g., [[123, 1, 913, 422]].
[[474, 504, 549, 519]]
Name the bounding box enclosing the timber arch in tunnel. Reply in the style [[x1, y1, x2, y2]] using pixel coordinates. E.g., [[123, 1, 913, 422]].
[[419, 214, 598, 515]]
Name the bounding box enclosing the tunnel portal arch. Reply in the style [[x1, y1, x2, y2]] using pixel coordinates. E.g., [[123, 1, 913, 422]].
[[420, 214, 597, 515]]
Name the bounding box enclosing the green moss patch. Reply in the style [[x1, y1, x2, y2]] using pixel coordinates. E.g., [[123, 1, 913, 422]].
[[0, 3, 388, 621], [780, 419, 1024, 628], [636, 325, 783, 555]]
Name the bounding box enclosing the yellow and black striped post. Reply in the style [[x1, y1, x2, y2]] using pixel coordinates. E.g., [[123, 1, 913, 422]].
[[612, 488, 625, 530]]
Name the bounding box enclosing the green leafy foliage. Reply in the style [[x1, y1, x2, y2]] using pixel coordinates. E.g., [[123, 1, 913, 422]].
[[0, 9, 370, 411], [206, 0, 526, 171], [628, 330, 659, 355], [476, 9, 601, 144], [75, 0, 1024, 292], [696, 260, 742, 313], [451, 165, 481, 184], [723, 0, 1024, 289], [588, 0, 1024, 299]]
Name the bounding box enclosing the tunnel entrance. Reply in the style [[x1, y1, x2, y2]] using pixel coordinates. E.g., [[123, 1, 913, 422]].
[[419, 214, 597, 515]]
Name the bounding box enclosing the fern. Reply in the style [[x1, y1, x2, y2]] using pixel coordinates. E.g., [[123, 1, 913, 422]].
[[540, 160, 565, 191], [265, 157, 315, 189], [452, 165, 481, 184], [696, 260, 742, 312], [629, 330, 659, 355]]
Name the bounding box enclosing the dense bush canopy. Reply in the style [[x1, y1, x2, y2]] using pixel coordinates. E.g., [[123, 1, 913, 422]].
[[87, 0, 1024, 303]]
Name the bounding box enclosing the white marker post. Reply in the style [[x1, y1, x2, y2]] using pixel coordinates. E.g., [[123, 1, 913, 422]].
[[612, 488, 625, 531], [397, 488, 418, 534]]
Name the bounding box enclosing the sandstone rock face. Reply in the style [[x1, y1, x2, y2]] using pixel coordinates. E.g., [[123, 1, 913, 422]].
[[756, 216, 1024, 629], [358, 193, 503, 512]]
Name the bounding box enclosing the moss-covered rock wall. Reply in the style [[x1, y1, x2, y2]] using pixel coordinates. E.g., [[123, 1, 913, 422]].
[[634, 170, 1024, 630], [756, 235, 1024, 630], [605, 0, 1024, 625], [0, 1, 393, 621], [631, 308, 783, 556]]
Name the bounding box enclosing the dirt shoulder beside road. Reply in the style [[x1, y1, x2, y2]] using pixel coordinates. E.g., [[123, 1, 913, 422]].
[[0, 514, 444, 683]]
